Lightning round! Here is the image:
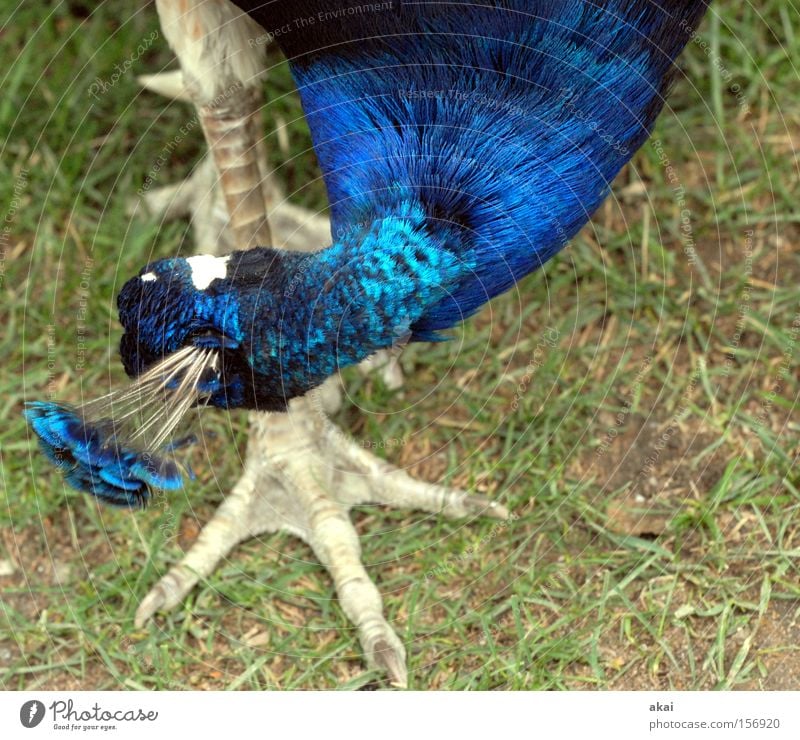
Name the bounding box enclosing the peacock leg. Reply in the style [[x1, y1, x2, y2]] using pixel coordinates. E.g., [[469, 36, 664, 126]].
[[135, 0, 503, 686], [134, 395, 507, 686]]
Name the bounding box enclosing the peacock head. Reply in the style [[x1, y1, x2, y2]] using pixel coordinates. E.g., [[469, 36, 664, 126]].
[[117, 253, 256, 411], [24, 251, 274, 507]]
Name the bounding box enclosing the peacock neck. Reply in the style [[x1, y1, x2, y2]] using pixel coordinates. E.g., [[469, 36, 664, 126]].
[[253, 199, 468, 398]]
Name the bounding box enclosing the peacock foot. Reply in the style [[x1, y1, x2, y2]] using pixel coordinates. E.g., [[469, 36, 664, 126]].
[[134, 391, 509, 687]]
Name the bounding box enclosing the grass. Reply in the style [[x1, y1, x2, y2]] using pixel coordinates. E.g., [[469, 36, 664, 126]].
[[1, 0, 799, 690]]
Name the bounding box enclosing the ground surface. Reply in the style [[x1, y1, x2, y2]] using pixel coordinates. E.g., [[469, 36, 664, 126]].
[[1, 1, 799, 689]]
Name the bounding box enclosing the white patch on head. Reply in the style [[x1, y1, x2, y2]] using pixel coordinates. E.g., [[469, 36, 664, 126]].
[[185, 254, 230, 290], [140, 272, 157, 282]]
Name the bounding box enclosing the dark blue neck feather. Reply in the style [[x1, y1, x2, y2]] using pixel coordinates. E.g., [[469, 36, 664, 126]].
[[240, 198, 471, 400]]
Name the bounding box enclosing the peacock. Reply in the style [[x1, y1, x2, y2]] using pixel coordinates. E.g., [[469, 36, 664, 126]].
[[25, 0, 710, 683]]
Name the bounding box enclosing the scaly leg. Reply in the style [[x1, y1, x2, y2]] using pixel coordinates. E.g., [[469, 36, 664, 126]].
[[136, 0, 506, 686], [135, 396, 507, 686]]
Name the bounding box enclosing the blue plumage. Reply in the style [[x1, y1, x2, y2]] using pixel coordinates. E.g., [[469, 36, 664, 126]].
[[24, 402, 182, 507], [243, 0, 709, 333], [24, 345, 209, 505], [26, 0, 709, 504]]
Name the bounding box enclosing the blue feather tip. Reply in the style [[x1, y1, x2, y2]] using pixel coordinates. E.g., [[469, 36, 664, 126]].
[[25, 346, 217, 508], [24, 402, 184, 507]]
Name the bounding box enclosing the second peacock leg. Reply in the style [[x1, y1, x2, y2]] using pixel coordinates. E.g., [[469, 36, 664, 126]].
[[138, 0, 507, 686]]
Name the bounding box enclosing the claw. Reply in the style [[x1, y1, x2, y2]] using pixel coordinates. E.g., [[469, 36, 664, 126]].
[[134, 583, 168, 628], [463, 495, 510, 521], [136, 566, 201, 627], [368, 636, 408, 688]]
